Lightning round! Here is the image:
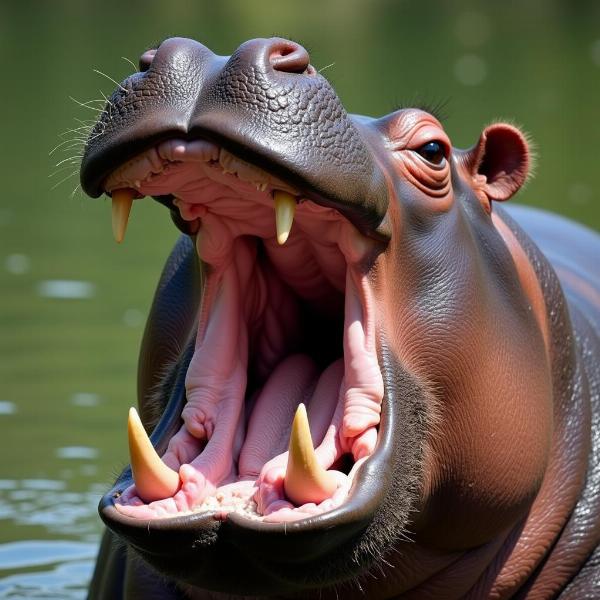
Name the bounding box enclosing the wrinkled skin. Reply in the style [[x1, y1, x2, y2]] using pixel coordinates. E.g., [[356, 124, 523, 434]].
[[80, 38, 600, 599]]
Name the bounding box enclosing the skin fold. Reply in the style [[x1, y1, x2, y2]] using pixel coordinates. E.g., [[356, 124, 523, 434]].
[[80, 37, 600, 599]]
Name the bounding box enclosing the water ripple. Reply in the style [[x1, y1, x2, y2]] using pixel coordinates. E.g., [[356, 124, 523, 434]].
[[0, 558, 94, 599], [0, 481, 102, 538], [0, 541, 97, 570]]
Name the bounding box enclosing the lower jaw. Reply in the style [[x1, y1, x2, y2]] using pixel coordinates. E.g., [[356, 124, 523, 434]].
[[97, 344, 428, 597]]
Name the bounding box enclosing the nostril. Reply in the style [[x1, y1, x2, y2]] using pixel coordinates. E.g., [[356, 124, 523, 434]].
[[268, 40, 313, 75], [139, 48, 157, 72]]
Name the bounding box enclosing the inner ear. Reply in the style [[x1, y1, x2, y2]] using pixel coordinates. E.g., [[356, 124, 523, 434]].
[[468, 123, 531, 202]]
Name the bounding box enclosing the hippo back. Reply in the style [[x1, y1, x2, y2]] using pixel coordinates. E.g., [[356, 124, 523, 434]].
[[505, 204, 600, 334], [503, 203, 600, 597]]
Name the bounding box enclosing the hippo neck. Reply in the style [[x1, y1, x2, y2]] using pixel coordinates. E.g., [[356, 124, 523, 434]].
[[299, 207, 594, 600], [460, 207, 594, 598]]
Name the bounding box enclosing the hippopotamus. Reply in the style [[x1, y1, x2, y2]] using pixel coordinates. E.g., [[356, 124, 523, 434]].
[[79, 37, 600, 599]]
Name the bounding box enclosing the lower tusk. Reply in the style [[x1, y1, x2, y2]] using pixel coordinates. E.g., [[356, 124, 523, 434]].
[[111, 188, 135, 243], [127, 407, 180, 502], [284, 403, 338, 505], [273, 190, 296, 245]]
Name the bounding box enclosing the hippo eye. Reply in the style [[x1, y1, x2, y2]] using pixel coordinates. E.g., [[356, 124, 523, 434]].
[[416, 141, 446, 165]]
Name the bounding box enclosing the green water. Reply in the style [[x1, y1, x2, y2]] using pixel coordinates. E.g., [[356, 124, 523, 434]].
[[1, 1, 599, 596]]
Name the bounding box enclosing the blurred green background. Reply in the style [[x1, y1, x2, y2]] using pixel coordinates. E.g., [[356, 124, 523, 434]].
[[1, 0, 599, 596]]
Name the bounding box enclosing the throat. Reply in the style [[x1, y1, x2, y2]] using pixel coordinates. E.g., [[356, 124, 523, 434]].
[[174, 229, 382, 520]]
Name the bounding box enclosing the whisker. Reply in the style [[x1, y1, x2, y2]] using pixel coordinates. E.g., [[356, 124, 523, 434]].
[[318, 62, 336, 73], [121, 56, 138, 70], [101, 90, 113, 119], [51, 170, 79, 190], [93, 68, 127, 92], [75, 118, 97, 126], [58, 135, 86, 142], [83, 131, 104, 142], [100, 90, 114, 107], [88, 131, 104, 140], [72, 97, 105, 107], [54, 142, 85, 155], [57, 133, 87, 142], [70, 183, 82, 198], [49, 165, 77, 178], [57, 134, 87, 143], [59, 125, 93, 136], [49, 138, 84, 155], [69, 96, 103, 112], [54, 155, 83, 168], [59, 143, 87, 153]]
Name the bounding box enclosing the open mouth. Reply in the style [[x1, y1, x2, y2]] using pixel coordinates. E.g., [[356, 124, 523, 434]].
[[105, 137, 385, 524]]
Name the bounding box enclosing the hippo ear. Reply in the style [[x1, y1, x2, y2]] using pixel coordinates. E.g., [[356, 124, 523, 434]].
[[463, 123, 531, 203]]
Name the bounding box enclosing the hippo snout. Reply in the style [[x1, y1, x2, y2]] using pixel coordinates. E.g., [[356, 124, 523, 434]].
[[80, 36, 388, 236]]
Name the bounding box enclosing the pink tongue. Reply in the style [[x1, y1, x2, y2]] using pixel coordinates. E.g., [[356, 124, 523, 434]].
[[239, 355, 344, 479]]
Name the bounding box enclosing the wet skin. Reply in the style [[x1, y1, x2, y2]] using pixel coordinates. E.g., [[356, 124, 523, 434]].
[[80, 38, 600, 599]]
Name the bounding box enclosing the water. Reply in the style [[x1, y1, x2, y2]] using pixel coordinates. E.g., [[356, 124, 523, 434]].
[[1, 1, 599, 596], [0, 480, 101, 598]]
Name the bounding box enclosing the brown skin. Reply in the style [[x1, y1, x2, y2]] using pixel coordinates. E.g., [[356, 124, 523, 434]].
[[373, 115, 552, 550], [313, 117, 599, 599], [84, 38, 600, 599]]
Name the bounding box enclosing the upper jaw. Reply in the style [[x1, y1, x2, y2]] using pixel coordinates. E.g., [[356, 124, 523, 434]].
[[83, 118, 390, 241], [79, 40, 390, 238], [104, 137, 303, 200]]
